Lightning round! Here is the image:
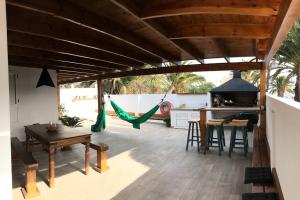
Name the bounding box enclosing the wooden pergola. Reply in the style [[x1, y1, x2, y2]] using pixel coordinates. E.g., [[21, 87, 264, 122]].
[[4, 2, 300, 198], [6, 0, 300, 124], [6, 0, 299, 82], [6, 0, 300, 134]]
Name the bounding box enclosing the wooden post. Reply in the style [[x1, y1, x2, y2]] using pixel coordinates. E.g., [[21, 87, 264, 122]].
[[21, 166, 40, 198], [97, 79, 103, 112], [199, 109, 207, 146], [260, 64, 267, 132]]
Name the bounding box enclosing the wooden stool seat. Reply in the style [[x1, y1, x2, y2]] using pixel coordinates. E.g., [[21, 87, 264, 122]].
[[208, 119, 225, 122], [207, 120, 223, 126], [186, 120, 200, 152], [229, 119, 249, 157], [188, 119, 200, 123], [229, 119, 248, 127], [90, 142, 109, 173], [204, 119, 225, 156]]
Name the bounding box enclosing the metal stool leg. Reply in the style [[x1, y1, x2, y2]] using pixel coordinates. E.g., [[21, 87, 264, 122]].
[[221, 124, 226, 146], [196, 122, 200, 152], [186, 122, 191, 151], [191, 123, 194, 146], [218, 125, 224, 151], [217, 126, 222, 156], [242, 127, 248, 157], [209, 126, 214, 146], [229, 126, 236, 157], [204, 125, 211, 154]]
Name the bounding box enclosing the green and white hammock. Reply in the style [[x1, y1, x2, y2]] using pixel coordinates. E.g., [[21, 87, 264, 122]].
[[91, 104, 106, 132], [91, 99, 160, 132]]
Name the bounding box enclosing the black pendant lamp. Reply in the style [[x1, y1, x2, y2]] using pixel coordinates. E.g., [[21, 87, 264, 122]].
[[36, 68, 55, 88]]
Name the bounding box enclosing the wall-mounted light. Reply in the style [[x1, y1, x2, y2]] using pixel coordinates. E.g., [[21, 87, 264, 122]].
[[36, 68, 55, 88]]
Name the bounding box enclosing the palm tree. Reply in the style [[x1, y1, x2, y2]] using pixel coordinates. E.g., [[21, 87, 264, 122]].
[[242, 70, 260, 86], [273, 17, 300, 101], [269, 75, 294, 97], [165, 73, 206, 93]]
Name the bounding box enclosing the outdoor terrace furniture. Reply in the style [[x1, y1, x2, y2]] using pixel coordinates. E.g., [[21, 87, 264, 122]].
[[25, 124, 91, 188], [11, 137, 40, 199], [90, 142, 109, 173], [186, 119, 200, 152], [242, 126, 281, 200], [242, 192, 277, 200], [204, 119, 225, 156], [228, 119, 249, 157]]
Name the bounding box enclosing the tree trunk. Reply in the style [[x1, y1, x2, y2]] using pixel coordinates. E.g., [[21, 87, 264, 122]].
[[278, 88, 284, 97], [294, 63, 300, 102]]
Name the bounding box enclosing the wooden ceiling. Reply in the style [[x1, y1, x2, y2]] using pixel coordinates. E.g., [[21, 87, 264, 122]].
[[5, 0, 300, 83]]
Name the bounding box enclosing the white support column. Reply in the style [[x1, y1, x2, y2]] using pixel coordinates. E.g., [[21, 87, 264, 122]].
[[0, 0, 12, 199]]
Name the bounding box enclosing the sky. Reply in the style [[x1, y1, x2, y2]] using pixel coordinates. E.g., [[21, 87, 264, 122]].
[[193, 57, 255, 86]]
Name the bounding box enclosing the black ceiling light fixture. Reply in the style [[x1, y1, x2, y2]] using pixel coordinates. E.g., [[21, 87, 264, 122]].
[[36, 68, 55, 88]]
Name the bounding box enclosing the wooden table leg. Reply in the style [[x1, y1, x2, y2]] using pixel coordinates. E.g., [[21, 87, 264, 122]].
[[25, 132, 30, 152], [200, 109, 207, 146], [85, 142, 90, 175], [49, 146, 55, 188]]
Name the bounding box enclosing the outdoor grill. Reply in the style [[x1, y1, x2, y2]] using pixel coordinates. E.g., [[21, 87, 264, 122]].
[[209, 71, 259, 130], [210, 71, 259, 108]]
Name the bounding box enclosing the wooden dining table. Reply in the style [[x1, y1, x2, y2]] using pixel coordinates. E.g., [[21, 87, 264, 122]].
[[25, 124, 91, 188]]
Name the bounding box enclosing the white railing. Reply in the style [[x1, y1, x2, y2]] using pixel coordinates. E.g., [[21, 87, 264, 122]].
[[266, 94, 300, 200]]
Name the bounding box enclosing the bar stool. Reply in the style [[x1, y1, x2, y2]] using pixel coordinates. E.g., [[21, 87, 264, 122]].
[[228, 119, 249, 157], [186, 119, 200, 152], [208, 119, 226, 147], [204, 119, 225, 156]]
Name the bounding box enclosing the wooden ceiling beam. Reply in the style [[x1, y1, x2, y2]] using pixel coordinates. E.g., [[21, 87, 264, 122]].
[[59, 62, 263, 84], [58, 70, 95, 76], [168, 23, 272, 39], [264, 0, 300, 63], [171, 40, 204, 64], [8, 55, 108, 74], [7, 31, 141, 67], [8, 45, 128, 71], [111, 0, 208, 64], [207, 39, 231, 63], [140, 0, 280, 19], [6, 5, 160, 65], [7, 0, 179, 63], [9, 60, 101, 75]]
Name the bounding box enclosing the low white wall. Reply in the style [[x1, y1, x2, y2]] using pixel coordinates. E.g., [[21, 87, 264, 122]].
[[0, 1, 12, 198], [266, 94, 300, 200], [60, 88, 208, 120], [9, 66, 58, 141]]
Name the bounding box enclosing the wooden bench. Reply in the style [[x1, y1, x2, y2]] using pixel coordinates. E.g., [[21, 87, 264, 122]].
[[11, 137, 40, 199], [251, 126, 285, 200], [90, 142, 109, 173]]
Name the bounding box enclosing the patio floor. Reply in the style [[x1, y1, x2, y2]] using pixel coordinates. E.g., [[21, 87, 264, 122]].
[[12, 118, 251, 200]]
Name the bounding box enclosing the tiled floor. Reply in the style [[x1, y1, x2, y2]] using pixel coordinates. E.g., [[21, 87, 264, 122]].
[[12, 118, 251, 200]]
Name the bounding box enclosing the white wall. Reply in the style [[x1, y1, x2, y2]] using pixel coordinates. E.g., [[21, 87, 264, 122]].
[[266, 94, 300, 200], [0, 1, 12, 199], [60, 88, 208, 120], [9, 66, 58, 141]]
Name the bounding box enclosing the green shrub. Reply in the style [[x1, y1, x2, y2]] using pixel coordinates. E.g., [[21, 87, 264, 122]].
[[60, 115, 83, 128]]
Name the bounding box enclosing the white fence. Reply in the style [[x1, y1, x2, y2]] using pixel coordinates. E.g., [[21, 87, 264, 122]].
[[60, 88, 208, 120], [266, 94, 300, 200]]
